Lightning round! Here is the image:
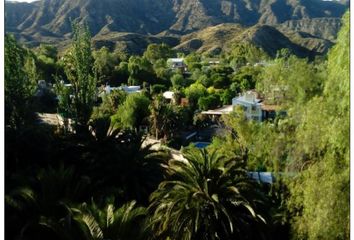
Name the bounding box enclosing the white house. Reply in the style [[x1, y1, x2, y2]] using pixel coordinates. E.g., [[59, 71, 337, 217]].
[[232, 91, 263, 121], [167, 58, 187, 72], [121, 85, 141, 94], [200, 90, 282, 122], [101, 85, 141, 96], [163, 91, 175, 100]]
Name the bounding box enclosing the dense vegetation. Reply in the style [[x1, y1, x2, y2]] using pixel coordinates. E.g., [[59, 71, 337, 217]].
[[5, 11, 349, 240]]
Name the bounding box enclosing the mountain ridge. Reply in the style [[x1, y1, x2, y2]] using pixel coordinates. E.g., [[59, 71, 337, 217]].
[[5, 0, 349, 56]]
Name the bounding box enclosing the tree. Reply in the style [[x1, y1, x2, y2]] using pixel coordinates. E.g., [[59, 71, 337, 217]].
[[91, 90, 127, 121], [113, 61, 129, 85], [6, 165, 92, 240], [153, 59, 172, 82], [287, 11, 349, 239], [55, 21, 97, 130], [171, 73, 185, 90], [185, 52, 202, 71], [231, 66, 262, 92], [93, 47, 118, 85], [229, 42, 268, 70], [150, 95, 185, 140], [84, 129, 168, 203], [185, 83, 207, 108], [127, 56, 153, 85], [256, 55, 323, 107], [111, 93, 150, 131], [74, 200, 150, 240], [143, 43, 174, 64], [38, 44, 58, 60], [149, 149, 268, 240], [198, 94, 221, 111], [5, 35, 37, 128]]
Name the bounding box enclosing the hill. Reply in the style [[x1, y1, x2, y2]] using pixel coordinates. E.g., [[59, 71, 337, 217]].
[[5, 0, 349, 56]]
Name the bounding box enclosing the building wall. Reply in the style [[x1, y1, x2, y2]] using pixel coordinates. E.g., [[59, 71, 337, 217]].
[[232, 99, 262, 121]]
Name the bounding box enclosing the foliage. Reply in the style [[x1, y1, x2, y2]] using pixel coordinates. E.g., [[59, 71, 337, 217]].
[[38, 44, 58, 60], [91, 90, 127, 121], [55, 21, 97, 129], [93, 47, 118, 85], [231, 66, 262, 92], [229, 42, 268, 70], [150, 84, 168, 95], [111, 93, 150, 131], [5, 11, 350, 240], [144, 43, 174, 63], [149, 149, 268, 239], [127, 56, 153, 85], [184, 83, 207, 107], [198, 94, 221, 111], [171, 73, 186, 90], [287, 11, 349, 240], [150, 96, 188, 140], [5, 34, 37, 128], [256, 55, 323, 106], [74, 200, 150, 240], [185, 53, 202, 71]]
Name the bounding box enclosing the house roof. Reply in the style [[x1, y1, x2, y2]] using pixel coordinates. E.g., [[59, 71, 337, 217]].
[[163, 91, 175, 99], [201, 105, 233, 115], [233, 96, 262, 105], [168, 58, 184, 63]]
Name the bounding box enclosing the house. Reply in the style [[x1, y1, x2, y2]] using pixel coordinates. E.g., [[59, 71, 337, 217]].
[[163, 91, 175, 100], [201, 105, 234, 116], [100, 85, 141, 96], [199, 90, 283, 122], [163, 91, 176, 104], [232, 91, 263, 121], [232, 91, 285, 121], [167, 58, 187, 72], [203, 58, 220, 66], [121, 85, 141, 94]]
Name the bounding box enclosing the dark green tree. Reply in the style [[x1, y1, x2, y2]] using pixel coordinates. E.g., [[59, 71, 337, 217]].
[[55, 22, 97, 130], [143, 43, 174, 64], [150, 149, 268, 240], [93, 46, 118, 85], [287, 11, 349, 239], [5, 35, 37, 128], [111, 93, 150, 131], [74, 200, 150, 240]]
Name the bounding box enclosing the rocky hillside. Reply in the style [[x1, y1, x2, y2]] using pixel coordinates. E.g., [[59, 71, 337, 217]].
[[5, 0, 349, 56], [173, 23, 317, 58]]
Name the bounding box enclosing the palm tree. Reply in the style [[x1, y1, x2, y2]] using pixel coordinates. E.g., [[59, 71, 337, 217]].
[[149, 148, 268, 240], [84, 122, 169, 204], [73, 200, 150, 240], [5, 165, 92, 240]]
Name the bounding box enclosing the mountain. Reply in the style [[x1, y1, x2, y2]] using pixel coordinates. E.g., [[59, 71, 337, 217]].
[[5, 0, 349, 56], [173, 23, 316, 58]]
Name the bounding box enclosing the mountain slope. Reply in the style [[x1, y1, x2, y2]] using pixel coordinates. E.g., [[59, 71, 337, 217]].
[[173, 23, 317, 58], [5, 0, 349, 56], [6, 0, 348, 36]]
